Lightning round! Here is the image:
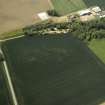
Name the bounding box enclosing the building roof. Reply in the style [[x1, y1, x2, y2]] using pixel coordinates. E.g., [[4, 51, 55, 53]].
[[91, 6, 101, 13], [78, 9, 91, 16], [99, 11, 105, 18], [38, 12, 50, 20]]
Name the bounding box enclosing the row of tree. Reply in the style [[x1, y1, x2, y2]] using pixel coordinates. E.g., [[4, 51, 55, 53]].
[[23, 18, 105, 41]]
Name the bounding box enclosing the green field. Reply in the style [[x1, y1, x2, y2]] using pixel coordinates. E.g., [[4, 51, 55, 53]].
[[89, 39, 105, 64], [2, 34, 105, 105], [51, 0, 105, 15]]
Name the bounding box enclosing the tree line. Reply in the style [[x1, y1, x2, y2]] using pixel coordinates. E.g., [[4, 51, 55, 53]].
[[23, 18, 105, 41]]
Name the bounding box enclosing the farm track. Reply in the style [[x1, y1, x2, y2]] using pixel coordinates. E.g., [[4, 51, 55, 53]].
[[0, 35, 24, 42], [0, 48, 18, 105]]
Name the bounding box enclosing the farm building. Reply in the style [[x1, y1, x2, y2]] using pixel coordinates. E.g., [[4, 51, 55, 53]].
[[78, 9, 91, 16], [99, 11, 105, 18], [38, 12, 50, 20], [91, 6, 101, 13]]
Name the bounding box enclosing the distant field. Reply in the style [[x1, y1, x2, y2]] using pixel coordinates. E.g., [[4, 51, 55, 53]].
[[2, 34, 105, 105], [83, 0, 105, 9], [51, 0, 86, 15], [0, 0, 51, 35], [51, 0, 105, 15], [89, 39, 105, 64]]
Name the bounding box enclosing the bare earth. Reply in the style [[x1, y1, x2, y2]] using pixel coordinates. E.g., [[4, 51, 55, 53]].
[[0, 0, 50, 34], [100, 102, 105, 105]]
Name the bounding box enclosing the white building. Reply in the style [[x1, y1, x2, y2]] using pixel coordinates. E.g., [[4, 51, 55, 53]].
[[38, 12, 50, 20], [91, 6, 101, 13], [78, 9, 91, 16], [99, 11, 105, 18]]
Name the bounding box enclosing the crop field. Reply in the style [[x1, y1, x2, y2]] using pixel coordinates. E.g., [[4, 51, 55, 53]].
[[0, 0, 51, 35], [51, 0, 86, 15], [51, 0, 105, 15], [2, 34, 105, 105], [83, 0, 105, 9], [89, 39, 105, 64]]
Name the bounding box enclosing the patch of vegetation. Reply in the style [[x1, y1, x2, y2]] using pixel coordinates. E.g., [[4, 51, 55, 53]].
[[23, 18, 105, 41], [89, 39, 105, 64], [47, 9, 60, 16], [0, 29, 24, 40]]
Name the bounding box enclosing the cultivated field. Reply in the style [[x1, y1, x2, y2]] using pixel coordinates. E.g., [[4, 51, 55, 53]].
[[83, 0, 105, 9], [2, 34, 105, 105], [51, 0, 105, 15], [89, 39, 105, 64], [0, 0, 51, 35], [51, 0, 86, 15]]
